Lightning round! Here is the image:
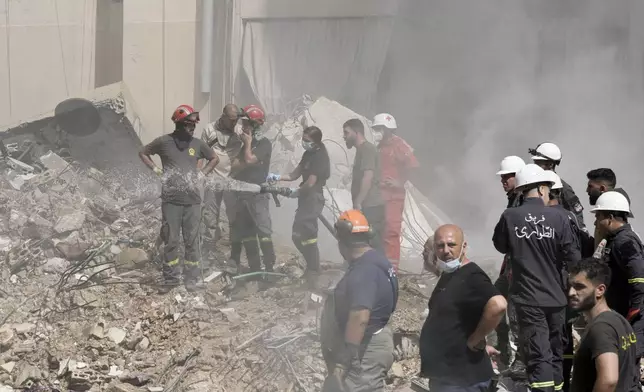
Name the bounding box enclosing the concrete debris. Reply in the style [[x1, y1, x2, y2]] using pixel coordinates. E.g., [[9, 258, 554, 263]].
[[0, 111, 436, 392]]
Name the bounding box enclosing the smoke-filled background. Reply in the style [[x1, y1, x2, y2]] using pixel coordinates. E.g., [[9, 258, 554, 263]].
[[373, 0, 644, 258]]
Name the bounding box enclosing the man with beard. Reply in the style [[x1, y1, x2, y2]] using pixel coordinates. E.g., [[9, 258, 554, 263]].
[[200, 104, 243, 249], [420, 224, 507, 391], [494, 155, 525, 372], [586, 168, 634, 250], [343, 118, 385, 252], [592, 191, 644, 370], [140, 105, 219, 292], [568, 258, 640, 392]]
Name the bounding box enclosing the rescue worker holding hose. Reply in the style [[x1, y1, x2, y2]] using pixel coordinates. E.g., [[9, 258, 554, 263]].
[[493, 164, 581, 392], [320, 209, 397, 392], [266, 126, 331, 288], [371, 113, 419, 272], [139, 104, 219, 293], [229, 104, 276, 273]]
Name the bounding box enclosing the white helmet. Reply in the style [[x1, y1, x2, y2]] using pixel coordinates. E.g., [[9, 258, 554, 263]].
[[496, 155, 526, 175], [590, 191, 630, 213], [372, 113, 397, 129], [515, 163, 554, 189], [546, 170, 563, 190], [530, 142, 562, 162]]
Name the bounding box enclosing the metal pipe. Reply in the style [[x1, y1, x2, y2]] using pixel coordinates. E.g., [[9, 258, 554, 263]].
[[200, 0, 215, 93]]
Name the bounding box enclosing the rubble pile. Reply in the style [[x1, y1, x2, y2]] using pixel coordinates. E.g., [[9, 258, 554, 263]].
[[0, 117, 432, 391]]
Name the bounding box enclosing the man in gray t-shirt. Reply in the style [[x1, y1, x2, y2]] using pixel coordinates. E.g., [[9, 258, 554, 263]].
[[140, 104, 218, 292], [343, 118, 385, 252]]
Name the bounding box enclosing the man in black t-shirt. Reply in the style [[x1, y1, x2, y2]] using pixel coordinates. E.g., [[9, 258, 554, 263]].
[[139, 104, 219, 292], [229, 105, 275, 273], [420, 224, 507, 391], [343, 118, 385, 252], [569, 258, 639, 392], [266, 126, 331, 288]]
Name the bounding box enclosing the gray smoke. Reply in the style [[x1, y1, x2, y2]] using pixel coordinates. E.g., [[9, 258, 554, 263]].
[[377, 0, 644, 259]]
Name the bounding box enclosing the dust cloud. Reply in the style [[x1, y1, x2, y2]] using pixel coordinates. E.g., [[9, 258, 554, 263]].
[[377, 0, 644, 260]]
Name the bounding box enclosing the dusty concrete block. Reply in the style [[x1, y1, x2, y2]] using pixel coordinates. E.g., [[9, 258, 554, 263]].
[[54, 211, 86, 234]]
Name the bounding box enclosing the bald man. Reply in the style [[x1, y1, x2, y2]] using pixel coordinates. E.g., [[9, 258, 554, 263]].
[[201, 104, 243, 251], [420, 224, 507, 392]]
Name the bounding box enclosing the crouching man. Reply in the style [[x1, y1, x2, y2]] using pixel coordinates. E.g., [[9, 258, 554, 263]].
[[420, 224, 507, 391], [320, 209, 398, 391]]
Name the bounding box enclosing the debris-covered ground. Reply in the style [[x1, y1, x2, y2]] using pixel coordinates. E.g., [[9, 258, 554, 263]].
[[0, 105, 435, 392]]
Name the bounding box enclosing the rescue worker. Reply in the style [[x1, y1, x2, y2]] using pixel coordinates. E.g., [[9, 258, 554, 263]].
[[591, 191, 644, 366], [139, 104, 219, 292], [493, 155, 525, 372], [266, 126, 331, 288], [229, 104, 276, 273], [200, 104, 243, 249], [342, 118, 385, 252], [545, 171, 586, 392], [529, 142, 586, 232], [493, 163, 581, 392], [320, 210, 397, 392], [586, 168, 634, 250], [371, 113, 419, 272]]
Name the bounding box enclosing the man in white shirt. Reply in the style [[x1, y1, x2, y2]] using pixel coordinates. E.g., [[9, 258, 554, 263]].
[[200, 104, 243, 250]]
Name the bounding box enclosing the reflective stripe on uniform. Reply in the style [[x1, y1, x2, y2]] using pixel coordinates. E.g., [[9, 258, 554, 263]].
[[167, 258, 179, 266], [530, 381, 555, 389], [554, 382, 563, 391], [259, 236, 272, 243], [242, 236, 257, 243], [628, 278, 644, 284], [562, 354, 574, 359], [184, 260, 199, 266], [301, 238, 317, 246]]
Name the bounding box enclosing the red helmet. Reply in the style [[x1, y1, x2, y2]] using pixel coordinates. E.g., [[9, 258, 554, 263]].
[[171, 104, 200, 123], [242, 104, 265, 125]]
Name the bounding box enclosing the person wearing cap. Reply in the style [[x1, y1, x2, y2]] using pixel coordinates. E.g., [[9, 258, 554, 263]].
[[494, 155, 525, 372], [493, 164, 581, 392], [586, 168, 635, 250], [420, 224, 507, 391], [139, 105, 219, 292], [320, 209, 397, 392], [529, 142, 586, 232], [371, 113, 419, 272], [592, 191, 644, 366]]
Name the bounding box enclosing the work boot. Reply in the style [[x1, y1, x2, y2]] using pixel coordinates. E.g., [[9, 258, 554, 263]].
[[502, 359, 527, 380], [184, 279, 205, 292], [157, 278, 180, 294]]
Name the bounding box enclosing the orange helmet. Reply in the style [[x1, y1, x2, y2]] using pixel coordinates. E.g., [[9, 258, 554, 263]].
[[335, 209, 372, 240], [242, 104, 265, 126], [171, 104, 200, 123]]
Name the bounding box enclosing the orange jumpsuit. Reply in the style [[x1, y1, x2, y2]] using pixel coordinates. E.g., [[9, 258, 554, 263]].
[[378, 134, 419, 271]]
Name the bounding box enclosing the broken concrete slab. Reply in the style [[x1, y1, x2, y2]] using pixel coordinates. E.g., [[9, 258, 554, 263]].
[[115, 248, 148, 272], [54, 211, 86, 234], [106, 328, 127, 345]]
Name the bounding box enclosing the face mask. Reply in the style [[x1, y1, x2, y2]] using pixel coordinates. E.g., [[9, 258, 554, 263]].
[[436, 246, 464, 274], [302, 141, 314, 151], [373, 132, 383, 144]]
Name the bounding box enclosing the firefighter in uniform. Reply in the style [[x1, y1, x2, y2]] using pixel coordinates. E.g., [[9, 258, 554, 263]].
[[200, 104, 243, 249], [494, 155, 525, 371], [493, 164, 581, 392], [230, 104, 276, 273], [592, 191, 644, 367], [139, 105, 219, 292], [545, 171, 589, 392], [371, 113, 419, 272], [529, 142, 586, 232], [266, 126, 331, 288]]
